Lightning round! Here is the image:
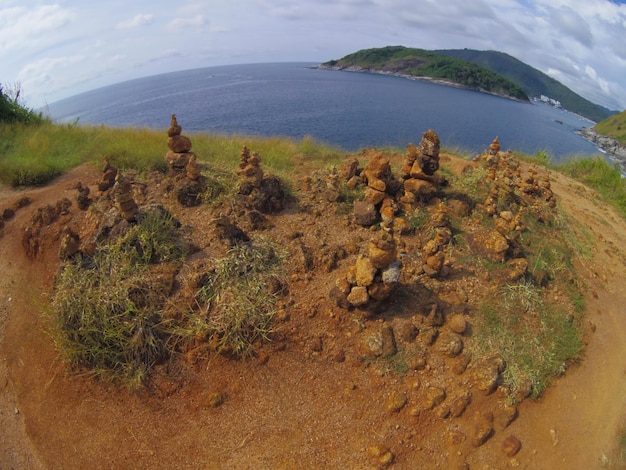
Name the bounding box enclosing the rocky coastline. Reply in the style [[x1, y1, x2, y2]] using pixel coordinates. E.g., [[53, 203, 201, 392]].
[[313, 64, 529, 104], [578, 127, 626, 171]]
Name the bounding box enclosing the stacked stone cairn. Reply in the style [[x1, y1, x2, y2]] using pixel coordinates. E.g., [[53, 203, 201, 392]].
[[162, 115, 208, 206], [98, 156, 118, 192], [471, 137, 558, 279], [236, 146, 285, 213], [353, 151, 401, 227], [398, 129, 445, 213], [112, 171, 138, 222], [165, 114, 195, 172], [333, 229, 401, 309], [422, 202, 452, 277]]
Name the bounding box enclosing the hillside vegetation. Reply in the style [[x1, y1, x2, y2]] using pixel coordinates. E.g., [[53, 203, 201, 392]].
[[322, 46, 529, 102], [3, 117, 626, 468], [594, 109, 626, 145], [436, 49, 615, 123]]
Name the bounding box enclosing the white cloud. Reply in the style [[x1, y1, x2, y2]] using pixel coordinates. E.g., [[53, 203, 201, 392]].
[[116, 13, 154, 30], [166, 14, 207, 31], [0, 4, 76, 52], [2, 0, 626, 110]]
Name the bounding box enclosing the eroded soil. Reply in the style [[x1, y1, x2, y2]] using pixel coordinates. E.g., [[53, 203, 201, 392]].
[[1, 156, 626, 469]]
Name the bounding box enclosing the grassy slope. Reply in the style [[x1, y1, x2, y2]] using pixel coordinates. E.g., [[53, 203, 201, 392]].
[[594, 110, 626, 145]]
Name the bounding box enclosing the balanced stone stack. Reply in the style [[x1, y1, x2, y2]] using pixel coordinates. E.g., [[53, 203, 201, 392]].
[[353, 152, 400, 226], [236, 146, 285, 213], [334, 230, 401, 309], [422, 202, 452, 277], [165, 114, 195, 172], [399, 129, 444, 212], [98, 156, 118, 192], [112, 171, 138, 221]]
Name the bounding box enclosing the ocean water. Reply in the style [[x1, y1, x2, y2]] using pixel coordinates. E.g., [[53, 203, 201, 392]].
[[46, 62, 601, 160]]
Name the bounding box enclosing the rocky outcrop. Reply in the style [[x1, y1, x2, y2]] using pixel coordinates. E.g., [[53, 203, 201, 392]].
[[579, 127, 626, 164]]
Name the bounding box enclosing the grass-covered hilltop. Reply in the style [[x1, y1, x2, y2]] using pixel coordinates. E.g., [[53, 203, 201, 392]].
[[321, 46, 616, 123], [320, 46, 529, 103], [3, 86, 626, 468]]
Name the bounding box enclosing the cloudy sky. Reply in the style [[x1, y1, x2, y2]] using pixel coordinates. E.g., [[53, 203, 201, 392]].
[[2, 0, 625, 111]]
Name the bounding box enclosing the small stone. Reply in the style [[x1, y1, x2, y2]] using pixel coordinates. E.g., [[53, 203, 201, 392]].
[[422, 386, 446, 410], [472, 421, 494, 447], [347, 286, 369, 307], [386, 391, 407, 412], [448, 314, 468, 334], [355, 255, 377, 287], [381, 260, 401, 285], [445, 429, 466, 446], [451, 355, 470, 375], [449, 393, 472, 418], [502, 435, 522, 457], [353, 200, 378, 226], [495, 403, 518, 430], [381, 325, 398, 356], [205, 391, 224, 408], [437, 332, 463, 357]]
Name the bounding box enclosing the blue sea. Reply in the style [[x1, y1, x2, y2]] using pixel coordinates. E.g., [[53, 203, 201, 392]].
[[46, 62, 601, 160]]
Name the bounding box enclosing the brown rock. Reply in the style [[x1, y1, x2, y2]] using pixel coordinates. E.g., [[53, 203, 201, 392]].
[[355, 255, 377, 287], [495, 403, 518, 430], [449, 393, 471, 418], [368, 280, 395, 301], [451, 354, 470, 375], [381, 325, 397, 356], [471, 355, 505, 395], [168, 113, 182, 136], [368, 233, 396, 269], [472, 421, 494, 447], [339, 158, 359, 181], [364, 187, 386, 205], [422, 386, 446, 410], [404, 178, 437, 198], [386, 390, 407, 412], [347, 286, 369, 307], [165, 151, 191, 170], [353, 201, 378, 226], [502, 435, 521, 457], [168, 134, 192, 153], [437, 332, 464, 357], [448, 314, 468, 334]]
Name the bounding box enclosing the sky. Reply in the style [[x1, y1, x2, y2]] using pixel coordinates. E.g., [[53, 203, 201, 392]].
[[1, 0, 626, 111]]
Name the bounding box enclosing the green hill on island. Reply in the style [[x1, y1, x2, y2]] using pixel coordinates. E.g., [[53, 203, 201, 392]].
[[322, 46, 614, 123], [594, 110, 626, 145], [321, 46, 529, 103], [436, 49, 615, 123]]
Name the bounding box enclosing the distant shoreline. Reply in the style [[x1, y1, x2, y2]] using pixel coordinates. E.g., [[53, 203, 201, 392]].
[[311, 64, 529, 104], [578, 127, 626, 172]]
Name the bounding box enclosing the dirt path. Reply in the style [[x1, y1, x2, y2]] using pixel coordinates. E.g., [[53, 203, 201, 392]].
[[1, 163, 626, 469]]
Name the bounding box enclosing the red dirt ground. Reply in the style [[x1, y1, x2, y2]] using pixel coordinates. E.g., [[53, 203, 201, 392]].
[[1, 158, 626, 469]]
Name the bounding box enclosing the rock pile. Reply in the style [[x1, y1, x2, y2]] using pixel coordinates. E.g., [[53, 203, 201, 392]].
[[98, 157, 118, 192], [332, 229, 401, 309], [353, 152, 402, 226], [236, 146, 285, 213], [165, 114, 195, 172], [422, 202, 452, 277], [112, 171, 138, 222], [399, 129, 445, 212], [470, 137, 558, 278]]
